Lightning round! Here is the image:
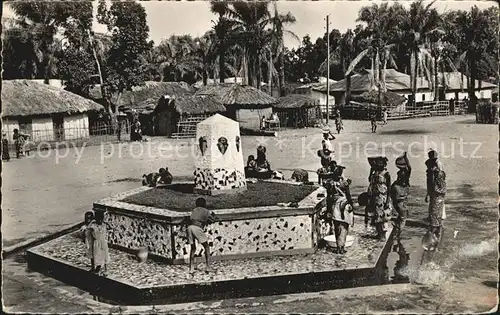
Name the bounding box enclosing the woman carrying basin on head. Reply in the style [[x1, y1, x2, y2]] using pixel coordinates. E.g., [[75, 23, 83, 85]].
[[365, 156, 392, 241], [322, 162, 354, 254], [425, 150, 446, 251]]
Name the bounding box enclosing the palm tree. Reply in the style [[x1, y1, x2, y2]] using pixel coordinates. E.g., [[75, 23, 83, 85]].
[[156, 35, 198, 82], [228, 1, 271, 88], [2, 22, 40, 79], [193, 32, 217, 86], [319, 29, 357, 103], [210, 1, 232, 83], [9, 3, 64, 84], [345, 3, 402, 110], [269, 2, 299, 96], [401, 0, 442, 105], [453, 6, 498, 112]]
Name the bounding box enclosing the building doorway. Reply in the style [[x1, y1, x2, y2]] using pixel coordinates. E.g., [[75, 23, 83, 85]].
[[53, 115, 65, 141]]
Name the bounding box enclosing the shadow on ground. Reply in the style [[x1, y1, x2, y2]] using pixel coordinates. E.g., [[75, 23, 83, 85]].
[[379, 129, 431, 135]]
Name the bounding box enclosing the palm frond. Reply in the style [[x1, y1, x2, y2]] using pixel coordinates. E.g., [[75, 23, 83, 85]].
[[346, 48, 370, 76]]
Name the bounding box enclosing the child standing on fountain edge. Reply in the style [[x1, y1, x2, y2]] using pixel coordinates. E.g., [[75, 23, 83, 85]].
[[187, 197, 217, 275], [87, 211, 110, 275]]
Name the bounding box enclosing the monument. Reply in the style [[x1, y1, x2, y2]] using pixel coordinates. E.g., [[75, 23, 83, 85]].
[[194, 114, 247, 195]]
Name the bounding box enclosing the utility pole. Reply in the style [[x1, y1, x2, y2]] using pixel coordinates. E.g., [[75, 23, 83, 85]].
[[326, 15, 330, 125]]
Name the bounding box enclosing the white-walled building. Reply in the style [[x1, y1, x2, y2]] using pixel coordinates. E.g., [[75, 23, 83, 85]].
[[2, 80, 102, 142], [311, 69, 497, 106]]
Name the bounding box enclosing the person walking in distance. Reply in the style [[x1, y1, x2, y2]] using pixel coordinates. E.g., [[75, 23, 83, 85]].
[[187, 198, 217, 275], [335, 109, 343, 134], [382, 109, 388, 125], [370, 112, 377, 133]]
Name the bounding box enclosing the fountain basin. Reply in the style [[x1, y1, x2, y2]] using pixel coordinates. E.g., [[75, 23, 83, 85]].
[[93, 180, 325, 264], [26, 215, 394, 305]]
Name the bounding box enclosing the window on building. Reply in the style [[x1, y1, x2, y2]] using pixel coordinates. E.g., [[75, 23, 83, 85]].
[[18, 117, 33, 137], [422, 94, 426, 101]]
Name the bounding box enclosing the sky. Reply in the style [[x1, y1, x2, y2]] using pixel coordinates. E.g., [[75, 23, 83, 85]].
[[3, 1, 497, 49]]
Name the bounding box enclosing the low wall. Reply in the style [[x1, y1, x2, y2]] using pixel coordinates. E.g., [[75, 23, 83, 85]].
[[94, 184, 326, 264]]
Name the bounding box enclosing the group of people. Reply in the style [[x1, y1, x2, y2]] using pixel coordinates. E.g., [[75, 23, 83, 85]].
[[260, 113, 280, 130], [245, 145, 272, 179], [362, 154, 411, 242], [142, 167, 173, 187], [81, 210, 110, 276], [130, 118, 145, 142], [79, 131, 447, 276], [317, 125, 446, 254], [2, 129, 31, 162]]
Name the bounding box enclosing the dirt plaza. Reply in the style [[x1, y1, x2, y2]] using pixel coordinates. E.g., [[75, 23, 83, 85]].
[[2, 115, 498, 313]]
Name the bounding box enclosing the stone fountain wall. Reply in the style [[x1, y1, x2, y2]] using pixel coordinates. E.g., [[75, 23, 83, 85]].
[[193, 168, 246, 192], [94, 185, 326, 264], [172, 215, 313, 261]]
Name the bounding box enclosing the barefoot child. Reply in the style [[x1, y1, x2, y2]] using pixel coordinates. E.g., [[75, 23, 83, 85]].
[[82, 211, 95, 270], [187, 198, 217, 274], [88, 211, 110, 275]]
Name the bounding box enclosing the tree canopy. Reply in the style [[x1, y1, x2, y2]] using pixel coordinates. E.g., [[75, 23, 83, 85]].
[[3, 0, 498, 108]]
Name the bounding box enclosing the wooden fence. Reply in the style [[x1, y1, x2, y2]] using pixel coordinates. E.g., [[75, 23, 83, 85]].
[[3, 121, 132, 152], [319, 100, 468, 120]]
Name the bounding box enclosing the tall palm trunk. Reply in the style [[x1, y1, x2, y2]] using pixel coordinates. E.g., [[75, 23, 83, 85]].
[[279, 45, 285, 97], [268, 49, 273, 96], [467, 54, 477, 112], [88, 30, 112, 116], [219, 44, 226, 83], [257, 54, 262, 90], [412, 52, 418, 106], [434, 57, 439, 101], [203, 67, 208, 86], [344, 60, 352, 103]]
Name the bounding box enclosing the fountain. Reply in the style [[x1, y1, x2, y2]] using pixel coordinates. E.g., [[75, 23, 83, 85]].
[[26, 114, 394, 305]]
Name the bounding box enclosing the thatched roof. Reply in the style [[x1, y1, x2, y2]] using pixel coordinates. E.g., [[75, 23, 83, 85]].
[[155, 95, 226, 115], [437, 72, 497, 91], [344, 101, 379, 111], [89, 81, 194, 106], [351, 90, 407, 107], [274, 94, 319, 109], [2, 80, 103, 117], [195, 83, 277, 108], [314, 69, 429, 93]]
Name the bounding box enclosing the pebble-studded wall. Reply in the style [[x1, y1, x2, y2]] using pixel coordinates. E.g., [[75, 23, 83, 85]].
[[194, 168, 246, 192], [172, 215, 313, 260], [105, 212, 173, 258]]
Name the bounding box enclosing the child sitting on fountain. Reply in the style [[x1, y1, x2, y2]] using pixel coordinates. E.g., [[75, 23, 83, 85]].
[[188, 197, 217, 275], [245, 155, 257, 177], [157, 167, 173, 186], [255, 145, 272, 178]]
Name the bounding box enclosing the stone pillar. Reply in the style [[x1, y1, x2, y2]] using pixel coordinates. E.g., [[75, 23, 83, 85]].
[[194, 114, 247, 195]]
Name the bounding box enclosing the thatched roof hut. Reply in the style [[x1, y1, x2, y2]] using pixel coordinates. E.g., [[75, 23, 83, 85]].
[[153, 95, 227, 137], [155, 95, 226, 115], [274, 94, 319, 109], [195, 83, 277, 108], [89, 81, 194, 108], [2, 80, 102, 117], [273, 94, 321, 128], [351, 90, 407, 107]]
